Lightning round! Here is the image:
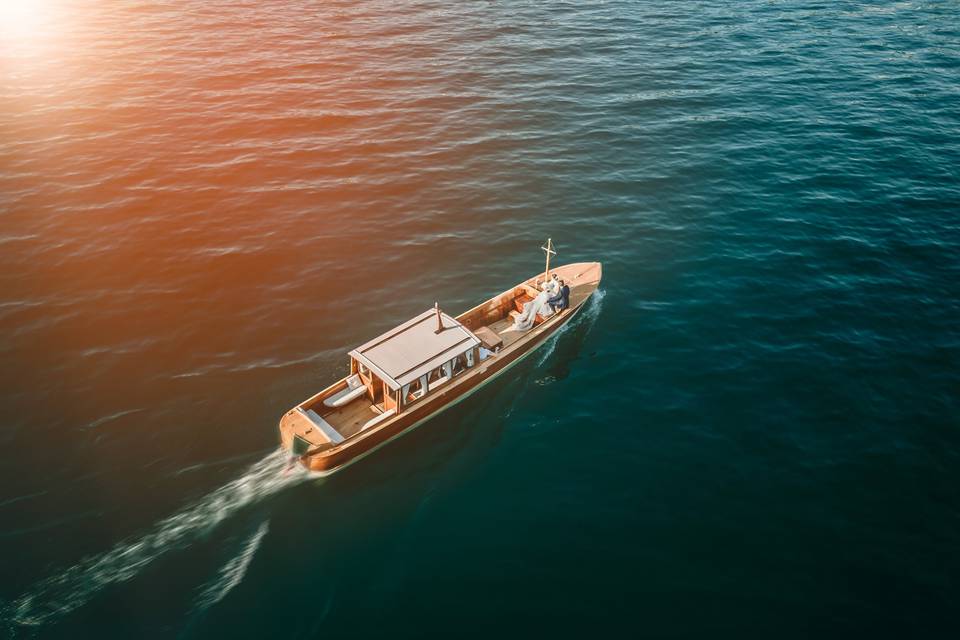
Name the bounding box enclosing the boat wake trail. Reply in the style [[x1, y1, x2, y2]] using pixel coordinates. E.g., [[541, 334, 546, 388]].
[[193, 519, 270, 614], [536, 288, 605, 367], [5, 449, 307, 629]]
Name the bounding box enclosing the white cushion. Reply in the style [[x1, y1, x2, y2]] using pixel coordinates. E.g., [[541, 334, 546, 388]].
[[324, 385, 366, 408], [324, 375, 367, 408], [361, 408, 395, 432], [298, 407, 344, 444]]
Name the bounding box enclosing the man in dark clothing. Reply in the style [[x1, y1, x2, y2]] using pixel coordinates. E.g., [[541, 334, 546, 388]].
[[547, 279, 570, 312]]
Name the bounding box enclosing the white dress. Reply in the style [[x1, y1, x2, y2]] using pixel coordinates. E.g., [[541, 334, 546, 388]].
[[512, 282, 556, 331]]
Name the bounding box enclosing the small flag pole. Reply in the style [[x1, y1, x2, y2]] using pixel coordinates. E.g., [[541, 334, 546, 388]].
[[541, 238, 557, 286]]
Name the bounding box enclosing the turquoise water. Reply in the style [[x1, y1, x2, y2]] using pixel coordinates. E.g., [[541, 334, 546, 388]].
[[1, 1, 959, 637]]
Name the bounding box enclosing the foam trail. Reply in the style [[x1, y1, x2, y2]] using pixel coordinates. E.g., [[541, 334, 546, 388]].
[[536, 288, 605, 366], [6, 449, 306, 629], [193, 520, 270, 613]]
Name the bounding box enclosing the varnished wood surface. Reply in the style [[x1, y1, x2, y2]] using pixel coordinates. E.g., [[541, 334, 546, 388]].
[[279, 262, 602, 470], [323, 397, 381, 438]]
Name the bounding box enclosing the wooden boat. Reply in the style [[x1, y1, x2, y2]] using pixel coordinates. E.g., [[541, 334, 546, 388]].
[[279, 245, 602, 475]]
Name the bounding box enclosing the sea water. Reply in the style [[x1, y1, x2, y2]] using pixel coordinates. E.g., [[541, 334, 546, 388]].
[[1, 1, 958, 637]]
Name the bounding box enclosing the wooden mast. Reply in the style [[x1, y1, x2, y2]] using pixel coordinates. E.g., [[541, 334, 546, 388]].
[[541, 238, 556, 286], [434, 301, 443, 333]]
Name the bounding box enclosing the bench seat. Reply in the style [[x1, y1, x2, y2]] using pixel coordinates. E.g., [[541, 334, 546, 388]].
[[361, 408, 396, 432], [323, 374, 366, 408], [297, 407, 345, 444], [514, 294, 532, 313]]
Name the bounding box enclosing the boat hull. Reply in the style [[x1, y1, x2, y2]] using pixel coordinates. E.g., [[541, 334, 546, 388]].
[[305, 302, 585, 476], [281, 261, 602, 475]]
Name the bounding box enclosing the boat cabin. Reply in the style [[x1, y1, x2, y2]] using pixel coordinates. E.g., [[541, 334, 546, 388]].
[[287, 307, 488, 452], [348, 306, 483, 413]]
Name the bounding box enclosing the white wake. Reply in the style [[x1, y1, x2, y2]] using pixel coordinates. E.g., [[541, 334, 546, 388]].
[[536, 288, 605, 366], [6, 449, 306, 628], [193, 519, 270, 613]]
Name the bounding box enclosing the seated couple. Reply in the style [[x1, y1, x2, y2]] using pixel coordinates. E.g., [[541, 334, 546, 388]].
[[542, 273, 570, 312], [513, 274, 570, 331]]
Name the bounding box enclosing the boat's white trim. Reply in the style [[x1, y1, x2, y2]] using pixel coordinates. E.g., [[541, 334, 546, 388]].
[[308, 301, 587, 478]]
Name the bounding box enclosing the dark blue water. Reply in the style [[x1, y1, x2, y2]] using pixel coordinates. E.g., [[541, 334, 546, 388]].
[[2, 1, 959, 637]]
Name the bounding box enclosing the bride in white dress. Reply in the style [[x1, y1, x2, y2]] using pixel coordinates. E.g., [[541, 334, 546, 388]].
[[511, 275, 558, 331]]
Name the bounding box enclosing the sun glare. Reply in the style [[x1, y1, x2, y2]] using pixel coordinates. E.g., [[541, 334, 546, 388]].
[[0, 1, 54, 45], [0, 0, 67, 66]]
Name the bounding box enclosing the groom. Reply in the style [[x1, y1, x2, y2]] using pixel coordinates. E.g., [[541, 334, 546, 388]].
[[547, 279, 570, 312]]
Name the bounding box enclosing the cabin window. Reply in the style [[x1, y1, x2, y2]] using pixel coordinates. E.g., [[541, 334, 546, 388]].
[[454, 350, 478, 374], [359, 363, 370, 377], [403, 374, 429, 404], [450, 357, 461, 378], [429, 361, 454, 389]]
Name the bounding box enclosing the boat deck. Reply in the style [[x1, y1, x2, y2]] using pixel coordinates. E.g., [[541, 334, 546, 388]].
[[320, 398, 383, 439], [486, 317, 527, 349]]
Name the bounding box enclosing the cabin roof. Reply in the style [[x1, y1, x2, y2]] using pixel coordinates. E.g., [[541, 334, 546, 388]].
[[349, 308, 481, 390]]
